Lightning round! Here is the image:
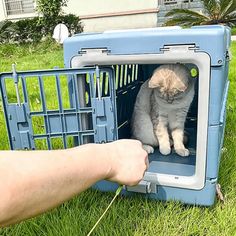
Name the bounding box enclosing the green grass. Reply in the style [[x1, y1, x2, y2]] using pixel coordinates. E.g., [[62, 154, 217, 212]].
[[0, 41, 236, 235], [231, 27, 236, 35]]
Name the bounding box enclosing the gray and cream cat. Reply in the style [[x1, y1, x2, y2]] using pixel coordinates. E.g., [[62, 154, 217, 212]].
[[131, 64, 195, 157]]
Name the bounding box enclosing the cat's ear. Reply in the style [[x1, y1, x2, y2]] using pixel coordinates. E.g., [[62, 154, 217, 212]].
[[148, 74, 162, 88], [177, 79, 188, 92]]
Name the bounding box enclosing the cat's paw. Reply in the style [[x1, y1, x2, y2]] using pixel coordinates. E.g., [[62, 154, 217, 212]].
[[175, 148, 190, 157], [159, 146, 171, 156], [142, 145, 154, 154]]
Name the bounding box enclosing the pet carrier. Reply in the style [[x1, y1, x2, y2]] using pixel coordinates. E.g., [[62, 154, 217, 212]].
[[0, 25, 231, 206]]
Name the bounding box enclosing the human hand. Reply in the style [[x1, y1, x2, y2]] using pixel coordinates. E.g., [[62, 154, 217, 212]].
[[105, 139, 148, 186]]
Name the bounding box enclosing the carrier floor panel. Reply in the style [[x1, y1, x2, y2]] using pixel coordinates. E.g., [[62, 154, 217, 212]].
[[148, 128, 196, 176]]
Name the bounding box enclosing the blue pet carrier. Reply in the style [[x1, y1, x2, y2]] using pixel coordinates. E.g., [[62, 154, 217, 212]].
[[0, 25, 231, 206]]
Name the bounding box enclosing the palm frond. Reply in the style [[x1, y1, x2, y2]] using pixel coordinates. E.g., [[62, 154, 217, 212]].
[[164, 0, 236, 27], [219, 0, 236, 19], [165, 15, 209, 27], [165, 8, 209, 20], [165, 8, 210, 26], [201, 0, 219, 18], [221, 13, 236, 26]]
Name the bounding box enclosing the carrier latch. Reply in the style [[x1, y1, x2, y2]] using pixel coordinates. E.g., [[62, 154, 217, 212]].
[[8, 104, 32, 150], [124, 180, 156, 194], [91, 66, 116, 143], [226, 49, 232, 61], [78, 48, 110, 56], [160, 44, 199, 53]]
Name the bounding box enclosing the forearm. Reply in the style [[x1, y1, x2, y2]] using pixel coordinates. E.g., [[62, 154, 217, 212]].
[[0, 144, 110, 227]]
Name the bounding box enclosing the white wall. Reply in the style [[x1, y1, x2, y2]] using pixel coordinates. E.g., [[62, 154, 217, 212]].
[[63, 0, 158, 32], [0, 0, 158, 32], [0, 0, 6, 21], [65, 0, 157, 15], [82, 13, 158, 32]]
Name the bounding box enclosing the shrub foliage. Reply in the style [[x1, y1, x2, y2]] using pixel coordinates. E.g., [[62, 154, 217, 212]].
[[0, 0, 83, 44], [165, 0, 236, 27]]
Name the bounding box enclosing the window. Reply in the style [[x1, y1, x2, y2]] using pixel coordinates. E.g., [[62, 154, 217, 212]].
[[4, 0, 35, 15], [158, 0, 193, 5]]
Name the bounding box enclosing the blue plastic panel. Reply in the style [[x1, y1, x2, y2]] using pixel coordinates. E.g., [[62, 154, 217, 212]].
[[94, 178, 217, 206], [64, 25, 230, 67], [0, 67, 117, 150], [206, 81, 229, 179]]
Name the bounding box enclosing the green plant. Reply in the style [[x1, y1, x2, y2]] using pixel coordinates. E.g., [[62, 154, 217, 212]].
[[58, 14, 83, 36], [0, 39, 61, 59], [36, 0, 68, 35], [0, 18, 43, 44], [0, 0, 83, 44], [232, 27, 236, 35], [165, 0, 236, 26], [15, 18, 44, 43], [0, 20, 19, 44], [0, 14, 83, 44], [36, 0, 68, 19]]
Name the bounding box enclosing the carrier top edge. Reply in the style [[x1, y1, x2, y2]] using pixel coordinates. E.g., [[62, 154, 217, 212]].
[[67, 25, 229, 39], [63, 25, 231, 67]]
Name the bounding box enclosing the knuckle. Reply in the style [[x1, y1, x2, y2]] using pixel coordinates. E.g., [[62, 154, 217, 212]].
[[134, 140, 142, 146]]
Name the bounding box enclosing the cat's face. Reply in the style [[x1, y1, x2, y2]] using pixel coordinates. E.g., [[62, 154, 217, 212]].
[[148, 64, 189, 103]]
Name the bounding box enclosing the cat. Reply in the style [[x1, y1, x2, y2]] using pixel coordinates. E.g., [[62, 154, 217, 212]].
[[131, 64, 195, 157]]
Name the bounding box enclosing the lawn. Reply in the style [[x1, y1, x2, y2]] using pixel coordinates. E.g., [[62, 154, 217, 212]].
[[232, 27, 236, 35], [0, 40, 236, 236]]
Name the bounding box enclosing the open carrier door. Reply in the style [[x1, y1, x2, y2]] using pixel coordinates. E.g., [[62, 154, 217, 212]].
[[0, 66, 117, 150]]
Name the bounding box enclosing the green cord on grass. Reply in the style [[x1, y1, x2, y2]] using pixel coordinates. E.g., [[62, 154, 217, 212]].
[[87, 185, 123, 236]]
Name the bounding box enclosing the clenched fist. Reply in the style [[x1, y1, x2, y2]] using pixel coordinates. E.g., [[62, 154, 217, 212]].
[[105, 139, 149, 186]]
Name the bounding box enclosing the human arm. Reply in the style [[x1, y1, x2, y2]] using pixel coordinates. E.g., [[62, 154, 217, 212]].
[[0, 139, 148, 227]]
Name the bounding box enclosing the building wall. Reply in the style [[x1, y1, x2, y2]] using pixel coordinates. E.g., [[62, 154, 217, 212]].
[[0, 0, 158, 31], [64, 0, 158, 16], [0, 0, 6, 21], [0, 0, 203, 32], [81, 13, 158, 32], [63, 0, 159, 32]]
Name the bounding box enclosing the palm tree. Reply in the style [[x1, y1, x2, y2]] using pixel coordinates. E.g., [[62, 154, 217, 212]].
[[165, 0, 236, 27]]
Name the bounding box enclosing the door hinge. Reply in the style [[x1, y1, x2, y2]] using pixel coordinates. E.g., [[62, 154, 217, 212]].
[[92, 97, 115, 143], [160, 44, 199, 53], [226, 49, 232, 61], [8, 104, 33, 150], [78, 48, 110, 56], [208, 178, 217, 184]]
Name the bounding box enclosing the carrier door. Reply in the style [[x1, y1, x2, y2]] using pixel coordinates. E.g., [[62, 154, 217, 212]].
[[0, 66, 117, 150]]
